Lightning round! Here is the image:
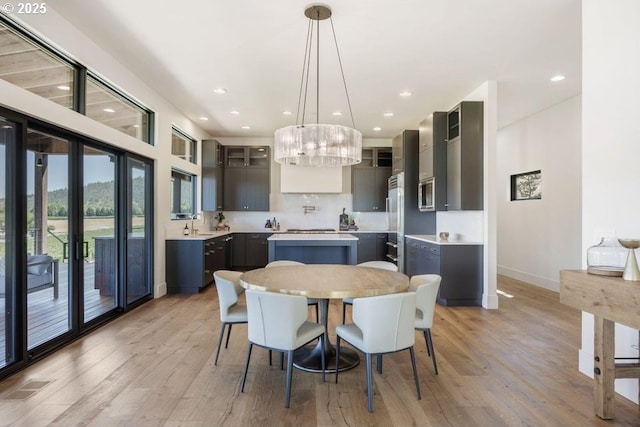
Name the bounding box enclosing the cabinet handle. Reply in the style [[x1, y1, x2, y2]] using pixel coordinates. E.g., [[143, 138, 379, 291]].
[[386, 254, 398, 262], [386, 242, 398, 248]]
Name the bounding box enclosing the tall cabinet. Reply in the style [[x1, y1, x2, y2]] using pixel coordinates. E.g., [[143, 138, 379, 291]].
[[446, 101, 483, 210], [202, 139, 224, 212], [223, 146, 270, 211], [352, 148, 392, 212]]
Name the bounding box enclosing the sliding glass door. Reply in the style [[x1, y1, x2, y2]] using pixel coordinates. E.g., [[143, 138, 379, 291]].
[[82, 146, 118, 323], [25, 129, 71, 349]]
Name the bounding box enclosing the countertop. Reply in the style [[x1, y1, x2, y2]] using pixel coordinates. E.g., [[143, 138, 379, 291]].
[[406, 234, 483, 246], [267, 233, 358, 241], [167, 229, 389, 241]]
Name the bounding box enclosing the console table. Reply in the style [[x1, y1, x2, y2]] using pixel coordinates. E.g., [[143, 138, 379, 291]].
[[559, 270, 640, 419]]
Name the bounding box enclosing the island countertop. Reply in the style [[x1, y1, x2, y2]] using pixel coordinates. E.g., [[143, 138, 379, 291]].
[[268, 233, 358, 241]]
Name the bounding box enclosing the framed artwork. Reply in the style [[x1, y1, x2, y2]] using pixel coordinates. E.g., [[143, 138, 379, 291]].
[[510, 170, 541, 201]]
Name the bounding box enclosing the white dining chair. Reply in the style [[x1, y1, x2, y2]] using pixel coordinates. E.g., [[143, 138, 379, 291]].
[[335, 292, 420, 412], [342, 261, 399, 324], [266, 260, 319, 322], [241, 289, 326, 408], [410, 274, 442, 374], [213, 270, 247, 365]]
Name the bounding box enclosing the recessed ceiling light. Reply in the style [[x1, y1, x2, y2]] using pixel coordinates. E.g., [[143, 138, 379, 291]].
[[383, 112, 394, 117], [199, 116, 209, 121], [550, 74, 565, 82], [230, 110, 240, 115], [213, 88, 227, 94], [57, 85, 70, 91], [373, 127, 382, 132], [399, 91, 412, 97], [282, 110, 293, 116], [241, 125, 251, 129], [332, 111, 343, 116], [103, 108, 115, 113]]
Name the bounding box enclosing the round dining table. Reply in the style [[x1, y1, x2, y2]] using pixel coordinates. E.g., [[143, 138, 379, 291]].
[[239, 264, 409, 373]]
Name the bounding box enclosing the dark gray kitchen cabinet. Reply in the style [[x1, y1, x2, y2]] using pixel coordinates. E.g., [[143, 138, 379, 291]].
[[231, 232, 269, 269], [223, 146, 270, 211], [419, 112, 448, 211], [352, 149, 391, 212], [166, 235, 230, 294], [202, 139, 224, 212], [405, 237, 482, 306], [446, 101, 483, 210], [356, 232, 389, 263]]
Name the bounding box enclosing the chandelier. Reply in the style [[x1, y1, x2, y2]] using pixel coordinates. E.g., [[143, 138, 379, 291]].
[[273, 4, 362, 167]]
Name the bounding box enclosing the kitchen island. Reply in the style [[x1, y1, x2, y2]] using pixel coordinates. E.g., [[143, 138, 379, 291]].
[[267, 233, 358, 265]]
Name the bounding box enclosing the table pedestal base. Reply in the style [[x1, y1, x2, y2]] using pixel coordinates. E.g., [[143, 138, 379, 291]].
[[293, 340, 359, 373]]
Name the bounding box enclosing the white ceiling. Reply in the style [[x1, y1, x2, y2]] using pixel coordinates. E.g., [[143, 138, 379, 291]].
[[49, 0, 581, 139]]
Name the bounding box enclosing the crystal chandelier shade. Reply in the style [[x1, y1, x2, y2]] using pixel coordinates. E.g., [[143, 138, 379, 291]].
[[273, 4, 362, 167], [274, 124, 362, 167]]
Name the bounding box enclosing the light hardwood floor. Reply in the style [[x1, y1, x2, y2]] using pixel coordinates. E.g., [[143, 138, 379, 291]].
[[0, 275, 638, 426]]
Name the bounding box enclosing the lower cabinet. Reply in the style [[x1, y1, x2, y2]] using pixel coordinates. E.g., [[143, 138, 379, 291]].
[[356, 233, 389, 263], [166, 235, 230, 294], [405, 237, 483, 306], [231, 233, 270, 269]]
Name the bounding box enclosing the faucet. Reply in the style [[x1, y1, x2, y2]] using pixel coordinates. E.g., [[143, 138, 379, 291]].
[[190, 213, 199, 235]]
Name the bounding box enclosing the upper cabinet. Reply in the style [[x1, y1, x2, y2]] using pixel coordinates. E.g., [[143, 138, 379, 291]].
[[446, 101, 483, 211], [391, 130, 418, 176], [202, 139, 224, 211], [419, 112, 448, 211], [352, 148, 392, 211], [223, 146, 270, 211]]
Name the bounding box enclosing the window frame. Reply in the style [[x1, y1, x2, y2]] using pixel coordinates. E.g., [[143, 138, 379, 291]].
[[171, 126, 197, 164], [170, 168, 197, 220]]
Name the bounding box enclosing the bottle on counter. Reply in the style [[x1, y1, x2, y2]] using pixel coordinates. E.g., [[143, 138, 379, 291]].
[[183, 224, 189, 236], [276, 222, 280, 231]]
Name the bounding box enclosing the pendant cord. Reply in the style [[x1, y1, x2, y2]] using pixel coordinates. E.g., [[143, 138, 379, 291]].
[[316, 8, 320, 125], [297, 18, 313, 126], [330, 17, 356, 129]]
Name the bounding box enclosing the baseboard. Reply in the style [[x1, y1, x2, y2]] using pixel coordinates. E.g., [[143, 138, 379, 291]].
[[482, 292, 499, 309], [155, 282, 167, 298], [497, 266, 559, 292]]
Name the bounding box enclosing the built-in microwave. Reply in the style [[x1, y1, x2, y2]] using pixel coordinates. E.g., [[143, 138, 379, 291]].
[[418, 177, 435, 211]]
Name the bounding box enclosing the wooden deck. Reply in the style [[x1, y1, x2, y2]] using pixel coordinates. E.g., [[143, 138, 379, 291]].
[[0, 275, 638, 426], [0, 262, 116, 363]]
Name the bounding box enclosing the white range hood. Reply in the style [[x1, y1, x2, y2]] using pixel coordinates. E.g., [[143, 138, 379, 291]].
[[280, 164, 343, 193]]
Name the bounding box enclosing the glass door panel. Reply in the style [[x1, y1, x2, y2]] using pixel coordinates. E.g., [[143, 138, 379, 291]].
[[0, 117, 16, 368], [126, 157, 151, 304], [83, 146, 117, 322], [26, 129, 70, 349]]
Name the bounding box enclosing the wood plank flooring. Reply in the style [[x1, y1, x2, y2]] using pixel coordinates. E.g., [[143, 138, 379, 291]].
[[0, 275, 638, 426]]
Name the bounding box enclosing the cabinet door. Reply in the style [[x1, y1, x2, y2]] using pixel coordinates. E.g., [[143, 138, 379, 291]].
[[245, 168, 270, 211], [392, 134, 403, 175], [202, 140, 223, 211], [245, 234, 268, 267], [231, 233, 246, 267], [352, 168, 377, 211], [357, 234, 377, 263], [374, 167, 391, 210], [223, 167, 245, 211], [375, 233, 388, 260]]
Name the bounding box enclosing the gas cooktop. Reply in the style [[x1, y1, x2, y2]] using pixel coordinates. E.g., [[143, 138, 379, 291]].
[[286, 228, 336, 234]]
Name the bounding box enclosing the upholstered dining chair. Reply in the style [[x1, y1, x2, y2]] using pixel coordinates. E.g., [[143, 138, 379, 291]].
[[336, 292, 420, 412], [266, 260, 319, 322], [213, 270, 247, 365], [241, 290, 326, 408], [342, 261, 399, 324], [410, 274, 442, 374]]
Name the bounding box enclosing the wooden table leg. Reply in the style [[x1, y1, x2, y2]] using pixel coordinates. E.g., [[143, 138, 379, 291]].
[[593, 315, 616, 419]]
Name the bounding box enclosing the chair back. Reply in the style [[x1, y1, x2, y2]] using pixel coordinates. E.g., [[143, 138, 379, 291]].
[[352, 292, 416, 353], [213, 270, 244, 322], [410, 274, 441, 329], [246, 290, 309, 350], [356, 261, 398, 272], [266, 260, 305, 268]]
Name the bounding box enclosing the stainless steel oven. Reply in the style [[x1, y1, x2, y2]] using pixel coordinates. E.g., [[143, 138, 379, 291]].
[[418, 177, 435, 212]]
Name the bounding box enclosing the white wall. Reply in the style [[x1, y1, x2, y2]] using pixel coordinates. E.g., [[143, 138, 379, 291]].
[[497, 96, 582, 291], [3, 11, 211, 298], [581, 0, 640, 404]]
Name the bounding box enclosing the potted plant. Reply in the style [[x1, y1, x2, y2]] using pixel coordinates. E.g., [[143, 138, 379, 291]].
[[214, 211, 226, 230]]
